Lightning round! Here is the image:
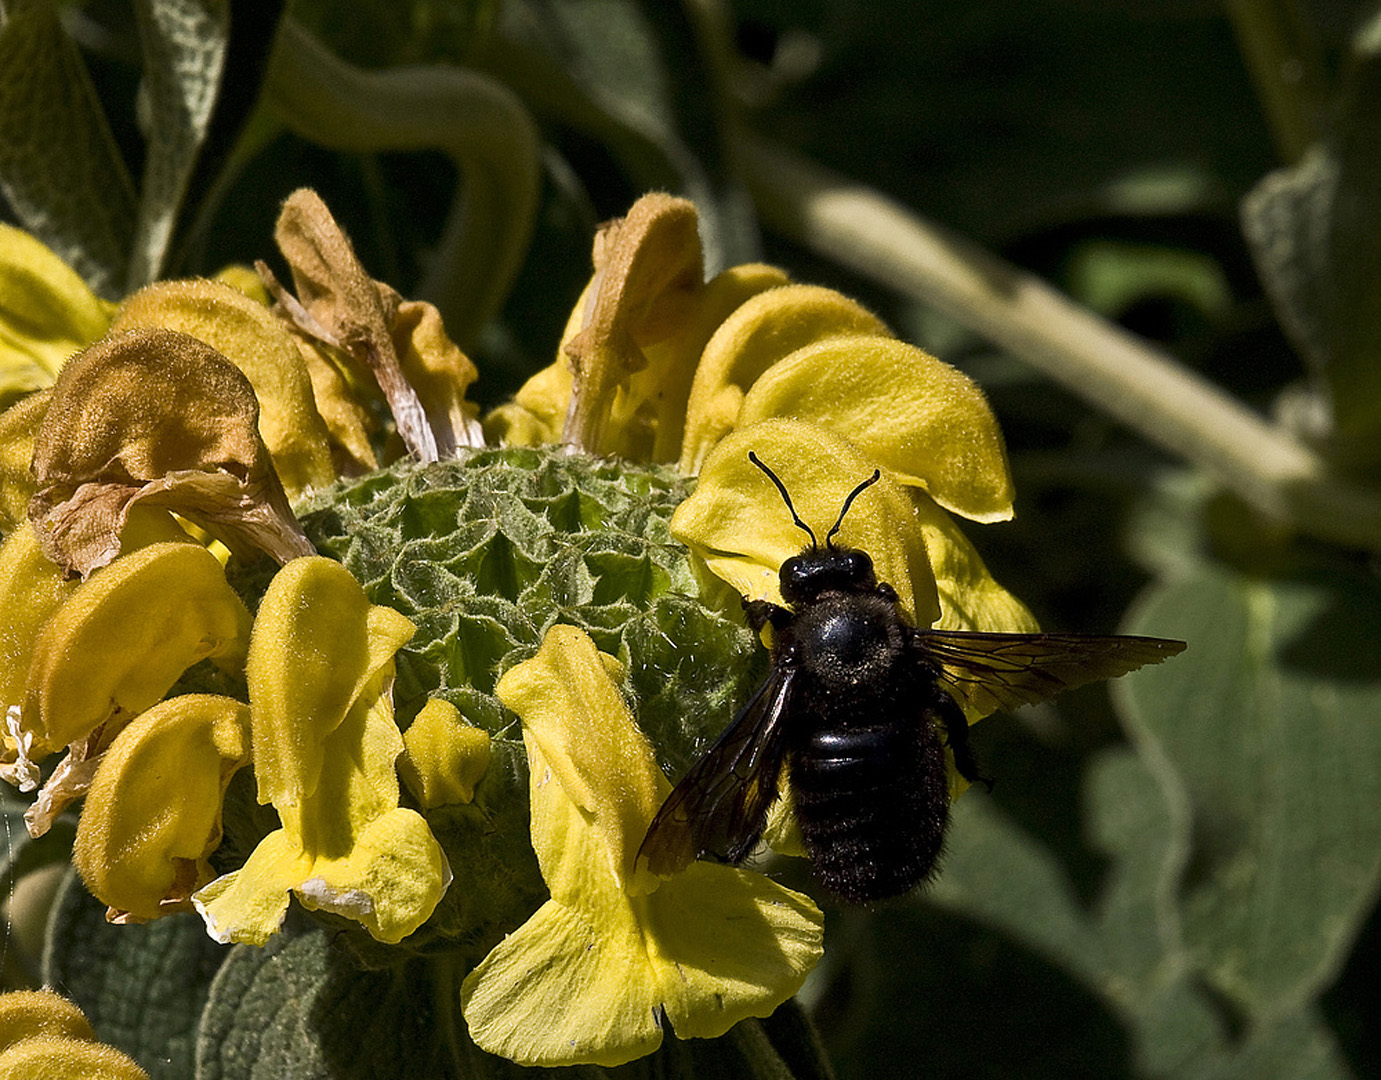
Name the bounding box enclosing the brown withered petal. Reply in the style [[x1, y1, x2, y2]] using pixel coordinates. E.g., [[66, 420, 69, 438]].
[[269, 189, 448, 460], [28, 327, 314, 577], [560, 194, 703, 452]]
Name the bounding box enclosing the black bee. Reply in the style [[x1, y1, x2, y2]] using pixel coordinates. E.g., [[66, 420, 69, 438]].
[[639, 452, 1186, 904]]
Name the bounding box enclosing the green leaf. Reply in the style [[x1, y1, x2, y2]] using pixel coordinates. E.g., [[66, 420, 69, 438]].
[[1117, 562, 1381, 1021], [195, 928, 447, 1080], [127, 0, 231, 287], [1241, 13, 1381, 452], [816, 740, 1354, 1079], [41, 868, 229, 1080], [0, 0, 137, 297]]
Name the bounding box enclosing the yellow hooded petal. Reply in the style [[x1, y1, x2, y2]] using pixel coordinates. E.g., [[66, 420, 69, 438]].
[[671, 420, 942, 627], [197, 651, 447, 946], [0, 989, 94, 1046], [72, 695, 250, 921], [737, 335, 1015, 522], [494, 625, 665, 893], [246, 556, 415, 807], [680, 283, 888, 474], [399, 697, 490, 808], [0, 224, 112, 399], [0, 390, 49, 534], [112, 279, 336, 496], [21, 541, 251, 753]]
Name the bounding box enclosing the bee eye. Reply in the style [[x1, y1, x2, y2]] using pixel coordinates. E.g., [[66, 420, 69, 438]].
[[846, 550, 874, 579], [780, 556, 810, 599]]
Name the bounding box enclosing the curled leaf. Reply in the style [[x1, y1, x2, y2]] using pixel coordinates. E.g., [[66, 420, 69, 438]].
[[28, 326, 314, 576]]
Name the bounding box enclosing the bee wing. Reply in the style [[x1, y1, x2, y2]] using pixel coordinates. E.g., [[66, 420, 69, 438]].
[[638, 663, 798, 876], [914, 629, 1186, 717]]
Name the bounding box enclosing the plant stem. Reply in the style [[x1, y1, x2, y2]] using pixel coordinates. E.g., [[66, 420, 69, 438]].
[[1224, 0, 1329, 162], [738, 136, 1381, 555]]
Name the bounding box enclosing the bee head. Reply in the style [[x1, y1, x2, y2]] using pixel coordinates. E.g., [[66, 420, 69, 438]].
[[748, 452, 884, 602], [780, 546, 877, 603]]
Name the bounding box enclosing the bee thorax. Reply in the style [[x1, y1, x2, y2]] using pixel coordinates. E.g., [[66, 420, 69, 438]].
[[791, 594, 904, 689]]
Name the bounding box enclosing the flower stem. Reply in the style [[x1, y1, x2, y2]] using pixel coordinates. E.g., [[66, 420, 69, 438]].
[[737, 136, 1381, 555], [1223, 0, 1329, 163]]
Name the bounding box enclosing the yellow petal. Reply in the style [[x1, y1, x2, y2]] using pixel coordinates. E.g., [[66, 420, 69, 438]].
[[399, 697, 490, 808], [0, 1036, 151, 1079], [197, 661, 447, 946], [0, 526, 80, 731], [0, 390, 49, 534], [910, 488, 1039, 636], [604, 262, 792, 462], [112, 279, 336, 496], [495, 626, 666, 891], [22, 541, 252, 752], [0, 989, 94, 1047], [738, 335, 1015, 522], [461, 728, 823, 1067], [680, 283, 888, 474], [192, 829, 304, 946], [72, 695, 250, 920], [645, 861, 823, 1039], [461, 895, 663, 1067], [671, 419, 942, 627], [213, 263, 271, 304], [0, 224, 112, 395], [294, 339, 379, 473], [246, 556, 415, 807], [391, 297, 483, 450]]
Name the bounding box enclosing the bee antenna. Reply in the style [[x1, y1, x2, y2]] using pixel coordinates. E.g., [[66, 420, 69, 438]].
[[748, 452, 818, 548], [824, 469, 882, 549]]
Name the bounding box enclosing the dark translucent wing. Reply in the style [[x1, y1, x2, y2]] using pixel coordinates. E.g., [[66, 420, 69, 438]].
[[914, 629, 1186, 717], [638, 663, 797, 876]]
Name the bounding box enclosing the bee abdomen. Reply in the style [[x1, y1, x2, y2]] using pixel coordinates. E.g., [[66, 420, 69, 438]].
[[791, 721, 949, 904]]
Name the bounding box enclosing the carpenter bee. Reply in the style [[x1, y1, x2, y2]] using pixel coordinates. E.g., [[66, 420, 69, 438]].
[[638, 453, 1186, 904]]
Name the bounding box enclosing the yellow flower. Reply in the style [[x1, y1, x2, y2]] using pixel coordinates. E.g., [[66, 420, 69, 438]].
[[0, 989, 149, 1079], [461, 625, 823, 1067], [193, 557, 450, 946]]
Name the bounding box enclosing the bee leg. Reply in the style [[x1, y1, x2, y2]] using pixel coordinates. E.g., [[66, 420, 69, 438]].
[[937, 694, 993, 791], [743, 598, 793, 634]]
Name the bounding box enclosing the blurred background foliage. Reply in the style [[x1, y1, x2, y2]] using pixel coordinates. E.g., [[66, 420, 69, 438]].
[[3, 0, 1381, 1077]]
